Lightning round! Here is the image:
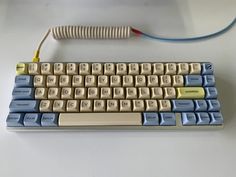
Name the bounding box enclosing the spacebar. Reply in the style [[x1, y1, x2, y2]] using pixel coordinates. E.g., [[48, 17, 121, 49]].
[[59, 113, 142, 126]]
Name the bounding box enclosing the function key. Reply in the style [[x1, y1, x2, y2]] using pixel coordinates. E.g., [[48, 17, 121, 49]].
[[143, 112, 159, 126], [196, 112, 210, 125], [41, 113, 59, 127], [6, 113, 24, 127], [205, 87, 218, 99], [181, 112, 196, 125], [189, 63, 201, 74], [23, 113, 41, 127], [203, 75, 215, 87], [209, 112, 223, 125], [185, 75, 202, 86], [160, 113, 176, 126], [207, 100, 220, 111], [202, 63, 213, 75], [194, 100, 208, 111]]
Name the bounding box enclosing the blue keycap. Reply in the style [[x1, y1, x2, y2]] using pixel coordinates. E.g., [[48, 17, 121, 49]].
[[41, 113, 59, 127], [143, 112, 159, 126], [207, 100, 220, 111], [209, 112, 223, 125], [172, 100, 194, 112], [6, 113, 24, 127], [12, 87, 35, 100], [205, 87, 218, 99], [160, 113, 176, 126], [181, 113, 196, 125], [196, 112, 210, 125], [203, 75, 215, 87], [15, 75, 33, 87], [194, 100, 208, 111], [202, 63, 213, 75], [185, 75, 202, 86], [23, 113, 41, 127], [9, 100, 39, 112]]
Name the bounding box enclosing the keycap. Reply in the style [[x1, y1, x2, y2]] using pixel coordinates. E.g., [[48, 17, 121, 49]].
[[181, 112, 196, 125], [205, 87, 218, 99], [209, 112, 223, 125], [202, 63, 213, 75], [41, 63, 53, 74], [12, 87, 34, 100], [28, 63, 40, 75], [196, 112, 210, 125], [54, 63, 65, 75], [41, 113, 59, 126], [177, 63, 189, 74], [203, 75, 215, 86], [185, 75, 202, 86], [143, 112, 159, 125], [23, 113, 41, 126], [207, 100, 220, 111], [67, 63, 78, 75], [194, 100, 208, 111], [16, 63, 28, 75], [177, 87, 205, 99], [189, 63, 201, 74], [59, 113, 142, 126], [9, 100, 39, 112], [160, 113, 176, 126], [6, 113, 24, 127], [172, 100, 194, 112], [34, 75, 46, 87], [92, 63, 103, 75], [15, 75, 33, 87], [153, 63, 164, 75]]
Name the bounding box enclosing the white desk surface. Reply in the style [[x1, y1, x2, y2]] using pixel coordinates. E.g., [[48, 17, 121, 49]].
[[0, 0, 236, 177]]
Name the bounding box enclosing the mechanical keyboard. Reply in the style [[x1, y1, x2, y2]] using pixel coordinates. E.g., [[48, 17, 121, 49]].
[[7, 62, 223, 130]]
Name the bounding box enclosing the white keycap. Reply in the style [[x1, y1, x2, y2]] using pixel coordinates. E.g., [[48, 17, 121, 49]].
[[164, 87, 176, 99], [133, 100, 145, 112], [28, 63, 40, 74], [80, 100, 93, 112], [47, 75, 58, 87], [94, 100, 106, 112], [39, 100, 53, 112], [123, 75, 133, 87], [141, 63, 152, 75], [41, 63, 53, 74], [138, 87, 150, 99], [177, 63, 189, 74], [48, 88, 61, 99], [92, 63, 103, 75], [151, 87, 163, 99], [126, 87, 137, 99], [35, 88, 47, 99], [172, 75, 184, 87], [61, 87, 74, 99], [116, 63, 127, 75], [34, 75, 46, 87], [53, 100, 66, 112], [128, 63, 139, 75], [153, 63, 164, 75], [145, 100, 158, 111], [120, 100, 132, 112], [104, 63, 115, 75], [66, 100, 79, 112], [72, 75, 84, 87], [165, 63, 177, 75], [101, 87, 112, 99], [159, 100, 171, 111], [54, 63, 65, 75], [147, 75, 159, 86], [66, 63, 78, 75], [85, 75, 97, 87], [113, 87, 125, 99], [98, 75, 109, 87], [190, 63, 201, 74], [135, 75, 146, 87], [88, 87, 99, 99], [75, 88, 87, 99], [107, 100, 119, 112], [110, 75, 121, 87], [160, 75, 171, 87], [79, 63, 90, 75], [59, 75, 71, 87]]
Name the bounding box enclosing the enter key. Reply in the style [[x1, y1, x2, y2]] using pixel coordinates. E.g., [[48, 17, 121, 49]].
[[177, 87, 205, 99]]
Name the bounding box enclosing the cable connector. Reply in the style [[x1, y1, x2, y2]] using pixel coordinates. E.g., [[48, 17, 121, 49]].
[[32, 50, 40, 62]]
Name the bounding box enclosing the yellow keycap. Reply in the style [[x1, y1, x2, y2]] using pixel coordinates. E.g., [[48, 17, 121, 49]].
[[16, 63, 28, 75], [177, 87, 205, 99]]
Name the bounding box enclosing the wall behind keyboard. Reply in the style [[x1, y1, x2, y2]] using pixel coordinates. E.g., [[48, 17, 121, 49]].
[[0, 0, 236, 177]]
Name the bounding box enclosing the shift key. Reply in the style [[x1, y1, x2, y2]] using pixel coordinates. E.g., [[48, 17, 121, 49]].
[[177, 87, 205, 99], [9, 100, 39, 112]]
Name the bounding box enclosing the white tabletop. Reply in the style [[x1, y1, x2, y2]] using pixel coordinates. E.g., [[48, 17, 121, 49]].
[[0, 0, 236, 177]]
